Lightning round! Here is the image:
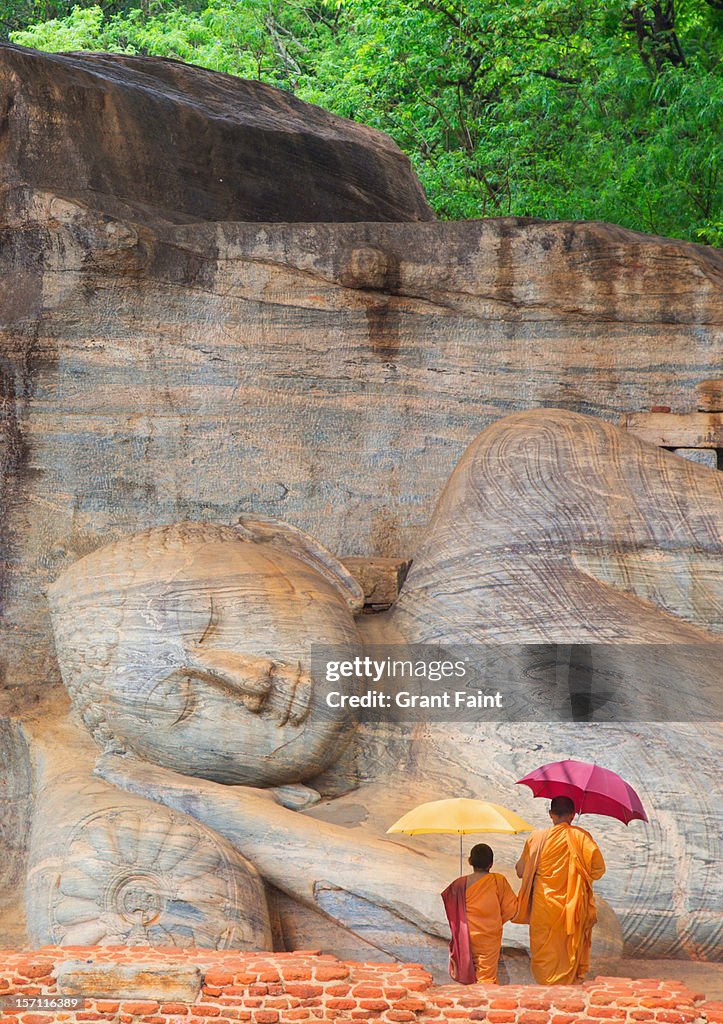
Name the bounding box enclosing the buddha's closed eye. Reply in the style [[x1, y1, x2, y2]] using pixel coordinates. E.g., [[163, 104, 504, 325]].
[[146, 652, 312, 727]]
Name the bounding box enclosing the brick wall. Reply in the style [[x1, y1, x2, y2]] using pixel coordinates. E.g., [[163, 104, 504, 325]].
[[0, 947, 719, 1024]]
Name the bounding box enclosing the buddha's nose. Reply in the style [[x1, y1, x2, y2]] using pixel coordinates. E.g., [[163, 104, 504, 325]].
[[184, 648, 311, 724], [185, 648, 273, 711]]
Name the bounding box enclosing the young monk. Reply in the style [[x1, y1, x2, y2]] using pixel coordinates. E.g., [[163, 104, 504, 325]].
[[441, 844, 518, 984]]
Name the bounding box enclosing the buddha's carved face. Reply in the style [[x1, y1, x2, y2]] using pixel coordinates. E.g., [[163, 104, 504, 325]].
[[48, 522, 363, 786]]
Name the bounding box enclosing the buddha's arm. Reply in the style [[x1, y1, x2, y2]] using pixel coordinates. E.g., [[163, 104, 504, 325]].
[[96, 752, 452, 939]]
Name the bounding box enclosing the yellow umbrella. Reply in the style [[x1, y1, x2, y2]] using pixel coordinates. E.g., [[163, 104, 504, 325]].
[[387, 798, 533, 874]]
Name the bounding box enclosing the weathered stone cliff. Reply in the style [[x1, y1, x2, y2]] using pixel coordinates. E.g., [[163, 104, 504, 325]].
[[0, 46, 721, 963], [1, 178, 721, 701]]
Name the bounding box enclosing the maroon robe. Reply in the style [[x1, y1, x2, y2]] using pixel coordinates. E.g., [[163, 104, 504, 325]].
[[440, 876, 476, 984]]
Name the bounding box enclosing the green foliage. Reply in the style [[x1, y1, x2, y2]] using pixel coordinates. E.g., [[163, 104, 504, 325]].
[[7, 0, 722, 243]]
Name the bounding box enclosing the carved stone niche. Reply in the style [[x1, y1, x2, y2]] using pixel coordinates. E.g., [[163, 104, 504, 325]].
[[47, 518, 364, 787]]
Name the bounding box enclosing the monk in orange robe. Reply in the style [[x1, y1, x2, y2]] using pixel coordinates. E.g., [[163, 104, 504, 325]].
[[515, 795, 605, 985], [442, 843, 517, 984]]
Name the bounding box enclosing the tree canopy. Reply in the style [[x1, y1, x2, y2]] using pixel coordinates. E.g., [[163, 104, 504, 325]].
[[5, 0, 722, 244]]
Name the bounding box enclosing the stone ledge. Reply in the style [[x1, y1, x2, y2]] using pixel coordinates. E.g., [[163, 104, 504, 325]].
[[54, 958, 202, 1001]]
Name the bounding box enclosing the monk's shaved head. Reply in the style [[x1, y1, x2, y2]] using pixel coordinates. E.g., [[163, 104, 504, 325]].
[[550, 796, 576, 819]]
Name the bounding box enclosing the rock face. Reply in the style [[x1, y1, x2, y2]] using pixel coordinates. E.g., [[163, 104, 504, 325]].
[[0, 47, 721, 969], [0, 44, 433, 224], [1, 188, 721, 704]]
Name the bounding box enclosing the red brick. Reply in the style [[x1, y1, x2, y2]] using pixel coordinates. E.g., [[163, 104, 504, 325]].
[[195, 1005, 222, 1017], [358, 1000, 390, 1011], [351, 987, 384, 999], [284, 1011, 311, 1020], [16, 964, 54, 980], [205, 971, 237, 987], [161, 1003, 190, 1014], [257, 972, 281, 983], [119, 1002, 160, 1015], [489, 999, 519, 1010], [550, 999, 585, 1012], [94, 1001, 121, 1012], [286, 984, 324, 1000], [519, 1013, 550, 1024], [485, 1012, 517, 1024], [18, 1016, 54, 1024], [393, 998, 428, 1011], [315, 967, 350, 982], [282, 969, 313, 982], [386, 1013, 416, 1022], [253, 1013, 279, 1023], [327, 985, 351, 997], [326, 999, 356, 1010], [551, 1015, 577, 1024]]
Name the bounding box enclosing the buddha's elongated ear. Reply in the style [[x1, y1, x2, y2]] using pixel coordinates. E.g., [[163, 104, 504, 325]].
[[234, 515, 364, 613]]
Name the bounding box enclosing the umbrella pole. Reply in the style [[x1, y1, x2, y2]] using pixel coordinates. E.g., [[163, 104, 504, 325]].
[[459, 835, 463, 876]]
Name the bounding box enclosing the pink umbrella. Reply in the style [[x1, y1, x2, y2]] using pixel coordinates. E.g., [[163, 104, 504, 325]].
[[516, 759, 648, 824]]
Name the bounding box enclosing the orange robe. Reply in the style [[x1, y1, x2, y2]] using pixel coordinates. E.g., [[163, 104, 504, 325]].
[[465, 872, 518, 983], [517, 823, 605, 985]]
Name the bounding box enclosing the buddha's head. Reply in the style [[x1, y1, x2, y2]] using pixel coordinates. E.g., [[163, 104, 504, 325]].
[[48, 519, 364, 786]]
